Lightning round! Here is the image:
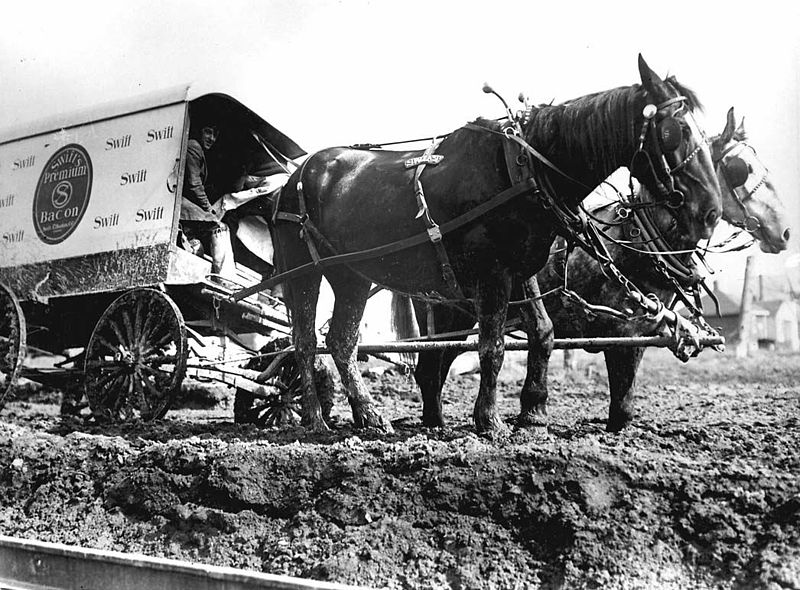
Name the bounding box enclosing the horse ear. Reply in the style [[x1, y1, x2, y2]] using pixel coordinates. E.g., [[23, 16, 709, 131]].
[[735, 115, 747, 140], [638, 54, 670, 99], [720, 107, 736, 144]]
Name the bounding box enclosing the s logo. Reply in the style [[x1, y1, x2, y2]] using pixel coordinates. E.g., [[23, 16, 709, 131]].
[[33, 144, 93, 244]]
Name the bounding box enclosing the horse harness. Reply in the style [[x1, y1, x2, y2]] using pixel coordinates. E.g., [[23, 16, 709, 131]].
[[403, 139, 463, 298], [240, 94, 714, 333], [237, 147, 541, 302], [714, 141, 767, 234]]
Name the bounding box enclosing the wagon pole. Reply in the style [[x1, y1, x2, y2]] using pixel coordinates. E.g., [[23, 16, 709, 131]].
[[319, 334, 726, 355]]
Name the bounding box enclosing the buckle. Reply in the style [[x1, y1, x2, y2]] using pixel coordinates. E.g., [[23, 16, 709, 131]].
[[427, 225, 443, 242]]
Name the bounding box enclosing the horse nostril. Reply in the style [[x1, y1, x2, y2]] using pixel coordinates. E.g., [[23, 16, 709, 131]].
[[783, 227, 791, 242], [705, 208, 720, 228]]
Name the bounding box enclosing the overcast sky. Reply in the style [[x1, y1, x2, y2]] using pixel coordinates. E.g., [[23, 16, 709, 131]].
[[2, 0, 798, 293]]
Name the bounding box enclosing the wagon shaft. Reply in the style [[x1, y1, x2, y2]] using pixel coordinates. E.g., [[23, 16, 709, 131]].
[[336, 334, 725, 354]]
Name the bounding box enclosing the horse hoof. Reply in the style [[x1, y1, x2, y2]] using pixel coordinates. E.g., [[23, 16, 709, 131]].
[[422, 416, 446, 428], [374, 416, 395, 435], [306, 418, 332, 434], [474, 415, 509, 436], [516, 411, 548, 429], [606, 416, 632, 433], [355, 410, 394, 434]]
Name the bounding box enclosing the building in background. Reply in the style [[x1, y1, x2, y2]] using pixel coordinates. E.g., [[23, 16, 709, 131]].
[[701, 274, 799, 352]]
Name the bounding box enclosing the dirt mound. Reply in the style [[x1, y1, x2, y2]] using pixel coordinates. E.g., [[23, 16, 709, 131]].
[[1, 349, 798, 589]]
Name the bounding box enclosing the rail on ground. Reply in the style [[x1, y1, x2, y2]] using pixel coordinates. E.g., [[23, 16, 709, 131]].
[[0, 535, 368, 590]]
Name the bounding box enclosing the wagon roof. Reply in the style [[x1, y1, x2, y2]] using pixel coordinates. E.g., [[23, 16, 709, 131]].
[[0, 85, 306, 160]]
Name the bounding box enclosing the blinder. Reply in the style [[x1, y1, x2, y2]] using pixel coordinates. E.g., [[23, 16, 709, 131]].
[[658, 116, 683, 152], [723, 155, 749, 188]]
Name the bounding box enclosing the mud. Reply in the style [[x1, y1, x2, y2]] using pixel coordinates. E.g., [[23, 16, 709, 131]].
[[0, 348, 798, 589]]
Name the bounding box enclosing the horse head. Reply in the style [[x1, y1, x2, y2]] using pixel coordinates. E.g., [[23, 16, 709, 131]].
[[712, 107, 791, 253], [631, 56, 722, 243]]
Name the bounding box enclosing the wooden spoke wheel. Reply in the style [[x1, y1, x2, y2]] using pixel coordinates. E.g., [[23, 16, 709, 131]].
[[234, 337, 334, 428], [84, 288, 187, 422], [0, 283, 26, 411]]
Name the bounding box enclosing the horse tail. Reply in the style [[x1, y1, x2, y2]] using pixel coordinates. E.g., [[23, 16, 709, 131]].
[[390, 292, 418, 368], [391, 292, 419, 340]]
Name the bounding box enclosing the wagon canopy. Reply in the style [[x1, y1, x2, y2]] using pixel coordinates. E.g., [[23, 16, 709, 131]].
[[0, 86, 305, 158], [0, 85, 304, 301], [188, 92, 306, 175]]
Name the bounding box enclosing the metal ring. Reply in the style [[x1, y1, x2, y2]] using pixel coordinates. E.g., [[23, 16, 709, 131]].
[[629, 227, 641, 238], [616, 205, 630, 219], [666, 190, 685, 209], [744, 215, 762, 233], [515, 154, 528, 166]]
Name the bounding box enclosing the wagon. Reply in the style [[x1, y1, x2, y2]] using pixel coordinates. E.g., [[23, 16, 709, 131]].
[[0, 86, 319, 425]]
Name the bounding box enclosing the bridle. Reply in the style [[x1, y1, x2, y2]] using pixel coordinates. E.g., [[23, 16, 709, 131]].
[[583, 95, 720, 316], [502, 92, 718, 318], [714, 141, 767, 234], [628, 95, 711, 211]]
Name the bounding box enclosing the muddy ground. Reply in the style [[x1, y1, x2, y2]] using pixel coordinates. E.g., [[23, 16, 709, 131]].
[[0, 347, 798, 590]]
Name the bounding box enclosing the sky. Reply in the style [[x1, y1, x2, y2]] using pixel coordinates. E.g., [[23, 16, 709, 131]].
[[2, 0, 799, 297]]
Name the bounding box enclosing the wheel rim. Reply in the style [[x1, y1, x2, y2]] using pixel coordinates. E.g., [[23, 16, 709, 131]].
[[260, 359, 304, 426], [235, 355, 303, 427], [234, 337, 303, 427], [0, 283, 26, 410], [84, 288, 186, 421]]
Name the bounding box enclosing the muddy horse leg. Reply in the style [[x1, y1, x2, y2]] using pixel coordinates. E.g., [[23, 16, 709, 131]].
[[326, 276, 393, 433], [472, 275, 512, 433], [284, 272, 329, 432], [416, 347, 464, 427], [604, 346, 645, 432], [414, 303, 472, 427], [517, 277, 554, 428]]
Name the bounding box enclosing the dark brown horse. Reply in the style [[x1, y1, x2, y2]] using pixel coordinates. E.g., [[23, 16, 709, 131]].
[[271, 55, 721, 433], [399, 107, 788, 431]]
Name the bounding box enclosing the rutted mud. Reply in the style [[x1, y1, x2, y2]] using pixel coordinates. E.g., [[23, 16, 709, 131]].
[[0, 349, 798, 589]]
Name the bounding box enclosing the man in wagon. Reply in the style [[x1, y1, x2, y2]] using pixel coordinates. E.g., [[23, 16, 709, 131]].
[[180, 121, 237, 279]]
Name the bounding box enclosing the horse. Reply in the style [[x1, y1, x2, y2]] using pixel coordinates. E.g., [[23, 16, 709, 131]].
[[271, 55, 722, 433], [398, 106, 789, 432]]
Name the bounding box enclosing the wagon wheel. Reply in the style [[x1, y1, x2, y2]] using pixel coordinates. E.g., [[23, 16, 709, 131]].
[[234, 337, 335, 427], [0, 283, 26, 411], [84, 288, 187, 422]]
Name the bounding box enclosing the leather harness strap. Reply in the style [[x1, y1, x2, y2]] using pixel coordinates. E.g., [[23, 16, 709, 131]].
[[233, 177, 538, 301], [405, 139, 463, 298]]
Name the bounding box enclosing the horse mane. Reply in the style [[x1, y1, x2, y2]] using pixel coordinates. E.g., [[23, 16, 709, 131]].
[[664, 75, 703, 112], [525, 85, 640, 179], [470, 117, 505, 132], [473, 78, 706, 187]]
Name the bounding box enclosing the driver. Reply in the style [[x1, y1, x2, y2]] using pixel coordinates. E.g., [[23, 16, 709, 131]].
[[180, 121, 236, 279]]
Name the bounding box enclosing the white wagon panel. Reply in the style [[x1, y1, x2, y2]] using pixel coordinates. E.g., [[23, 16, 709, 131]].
[[0, 102, 185, 268]]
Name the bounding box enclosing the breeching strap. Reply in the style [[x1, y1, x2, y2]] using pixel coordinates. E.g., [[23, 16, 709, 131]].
[[233, 177, 538, 301]]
